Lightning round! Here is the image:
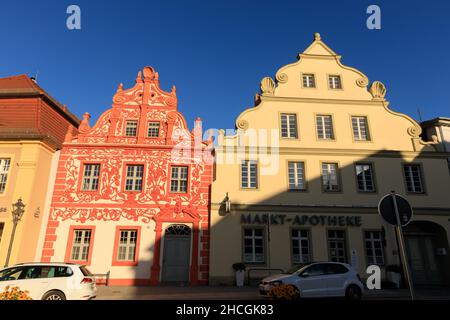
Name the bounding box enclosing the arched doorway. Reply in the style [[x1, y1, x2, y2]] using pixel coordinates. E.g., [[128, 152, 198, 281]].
[[161, 224, 192, 283], [404, 221, 450, 286]]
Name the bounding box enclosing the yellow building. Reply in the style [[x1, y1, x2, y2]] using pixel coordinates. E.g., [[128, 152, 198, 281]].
[[210, 33, 450, 287], [0, 75, 79, 267]]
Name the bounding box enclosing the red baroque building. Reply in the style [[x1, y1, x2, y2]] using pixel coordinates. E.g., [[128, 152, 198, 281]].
[[40, 67, 213, 285]]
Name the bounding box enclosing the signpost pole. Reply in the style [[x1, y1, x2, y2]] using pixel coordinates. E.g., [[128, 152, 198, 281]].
[[391, 191, 415, 300], [267, 213, 271, 276]]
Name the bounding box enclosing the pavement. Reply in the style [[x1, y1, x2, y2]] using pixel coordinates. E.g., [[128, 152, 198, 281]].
[[95, 285, 450, 300]]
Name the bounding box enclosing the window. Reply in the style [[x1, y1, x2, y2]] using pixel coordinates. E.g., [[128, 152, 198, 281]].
[[364, 231, 384, 265], [291, 229, 311, 264], [301, 264, 326, 277], [302, 74, 316, 88], [325, 263, 349, 274], [316, 115, 334, 140], [352, 116, 370, 141], [243, 228, 264, 263], [0, 223, 3, 246], [403, 164, 424, 193], [70, 229, 92, 262], [328, 230, 347, 263], [0, 267, 25, 281], [328, 75, 342, 89], [125, 121, 138, 137], [280, 113, 298, 139], [322, 163, 340, 192], [125, 165, 144, 191], [116, 229, 138, 262], [0, 158, 11, 194], [355, 163, 375, 192], [81, 164, 100, 191], [170, 166, 188, 193], [241, 160, 258, 189], [147, 122, 160, 138], [288, 161, 306, 190]]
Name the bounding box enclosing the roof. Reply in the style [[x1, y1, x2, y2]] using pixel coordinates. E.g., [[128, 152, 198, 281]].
[[421, 117, 450, 127], [0, 74, 80, 126]]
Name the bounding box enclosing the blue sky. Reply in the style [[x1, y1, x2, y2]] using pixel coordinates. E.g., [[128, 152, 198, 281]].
[[1, 0, 449, 130]]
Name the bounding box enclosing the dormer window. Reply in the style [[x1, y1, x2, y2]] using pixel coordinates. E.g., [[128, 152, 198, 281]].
[[302, 74, 316, 88], [328, 75, 342, 89], [147, 122, 160, 138], [125, 121, 138, 137]]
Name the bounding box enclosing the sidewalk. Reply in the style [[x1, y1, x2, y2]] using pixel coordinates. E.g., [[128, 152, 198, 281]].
[[96, 285, 450, 300]]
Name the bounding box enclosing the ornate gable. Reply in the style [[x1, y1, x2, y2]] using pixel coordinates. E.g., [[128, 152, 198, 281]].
[[66, 67, 203, 146]]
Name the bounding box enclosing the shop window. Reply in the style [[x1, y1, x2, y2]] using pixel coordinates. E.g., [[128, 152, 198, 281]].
[[328, 230, 347, 263], [364, 231, 384, 265], [243, 228, 264, 263], [291, 229, 311, 264]]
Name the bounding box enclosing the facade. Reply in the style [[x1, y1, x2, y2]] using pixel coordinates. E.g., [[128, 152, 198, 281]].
[[209, 33, 450, 286], [421, 117, 450, 152], [38, 67, 213, 285], [0, 75, 79, 267]]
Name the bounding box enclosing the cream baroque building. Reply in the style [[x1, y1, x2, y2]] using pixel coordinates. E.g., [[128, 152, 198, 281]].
[[210, 33, 450, 286]]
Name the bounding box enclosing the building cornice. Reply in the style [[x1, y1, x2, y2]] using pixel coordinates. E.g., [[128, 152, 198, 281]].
[[259, 95, 384, 106], [214, 146, 450, 159], [211, 203, 450, 216]]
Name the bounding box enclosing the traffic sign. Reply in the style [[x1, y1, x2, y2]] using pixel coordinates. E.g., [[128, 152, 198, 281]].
[[378, 193, 413, 227]]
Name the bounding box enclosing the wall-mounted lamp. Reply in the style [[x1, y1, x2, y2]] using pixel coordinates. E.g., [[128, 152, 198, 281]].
[[224, 192, 231, 213]]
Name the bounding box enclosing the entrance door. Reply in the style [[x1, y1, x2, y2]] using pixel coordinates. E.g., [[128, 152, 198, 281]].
[[406, 236, 440, 285], [161, 224, 191, 283]]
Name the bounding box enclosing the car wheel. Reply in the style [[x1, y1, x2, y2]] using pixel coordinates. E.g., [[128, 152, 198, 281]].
[[345, 285, 361, 301], [42, 290, 66, 300]]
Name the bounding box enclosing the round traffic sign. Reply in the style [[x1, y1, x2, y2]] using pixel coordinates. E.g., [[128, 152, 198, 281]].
[[378, 193, 413, 227]]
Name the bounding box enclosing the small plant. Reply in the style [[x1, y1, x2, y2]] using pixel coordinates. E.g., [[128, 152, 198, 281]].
[[232, 263, 246, 272], [268, 284, 299, 300], [0, 286, 32, 300]]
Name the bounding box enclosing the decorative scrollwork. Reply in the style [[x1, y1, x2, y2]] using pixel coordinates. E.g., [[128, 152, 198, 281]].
[[260, 77, 275, 95], [236, 119, 249, 130], [276, 73, 288, 83], [369, 81, 387, 99], [407, 126, 422, 138], [356, 77, 369, 87]]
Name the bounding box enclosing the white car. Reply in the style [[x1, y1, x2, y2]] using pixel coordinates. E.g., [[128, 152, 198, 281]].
[[259, 262, 364, 300], [0, 262, 97, 300]]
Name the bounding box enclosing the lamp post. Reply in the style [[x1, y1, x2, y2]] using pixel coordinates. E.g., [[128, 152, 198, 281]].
[[4, 198, 26, 268]]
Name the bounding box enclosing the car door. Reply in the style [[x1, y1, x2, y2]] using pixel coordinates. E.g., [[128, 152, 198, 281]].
[[295, 263, 329, 298], [19, 266, 52, 300], [0, 267, 27, 295], [324, 263, 349, 297]]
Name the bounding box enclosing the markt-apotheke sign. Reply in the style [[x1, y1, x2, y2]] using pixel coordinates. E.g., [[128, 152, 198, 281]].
[[0, 207, 7, 213], [240, 214, 362, 227]]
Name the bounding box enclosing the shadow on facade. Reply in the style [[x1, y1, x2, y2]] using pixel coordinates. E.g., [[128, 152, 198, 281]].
[[208, 148, 450, 290]]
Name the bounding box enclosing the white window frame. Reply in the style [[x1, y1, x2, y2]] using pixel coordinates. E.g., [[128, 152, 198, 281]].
[[0, 158, 11, 194], [280, 113, 298, 139], [81, 164, 100, 191], [243, 228, 264, 263], [316, 115, 334, 140], [322, 162, 340, 192], [355, 163, 375, 192], [125, 120, 138, 137], [302, 74, 316, 88], [352, 116, 370, 141], [241, 160, 258, 189], [291, 229, 311, 264], [328, 230, 347, 263], [170, 166, 188, 193], [364, 231, 384, 265], [288, 161, 306, 190], [403, 164, 424, 193], [125, 165, 144, 191], [328, 75, 342, 89], [70, 229, 92, 261], [147, 122, 160, 138], [117, 229, 138, 261]]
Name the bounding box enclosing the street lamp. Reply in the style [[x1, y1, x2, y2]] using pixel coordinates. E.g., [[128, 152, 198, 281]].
[[4, 198, 26, 267]]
